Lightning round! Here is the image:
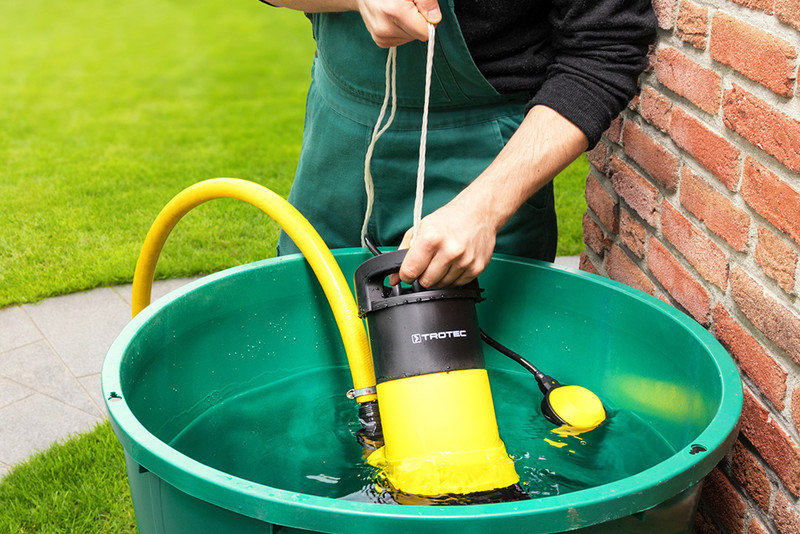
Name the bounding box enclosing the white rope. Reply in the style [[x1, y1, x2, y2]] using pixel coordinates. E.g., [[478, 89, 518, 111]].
[[413, 23, 436, 238], [361, 46, 397, 247], [361, 23, 436, 247]]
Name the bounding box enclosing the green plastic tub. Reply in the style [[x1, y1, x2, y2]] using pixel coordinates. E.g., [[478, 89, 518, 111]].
[[102, 250, 742, 533]]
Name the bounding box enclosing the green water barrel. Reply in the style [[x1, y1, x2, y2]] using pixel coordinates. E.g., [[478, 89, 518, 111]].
[[102, 250, 742, 533]]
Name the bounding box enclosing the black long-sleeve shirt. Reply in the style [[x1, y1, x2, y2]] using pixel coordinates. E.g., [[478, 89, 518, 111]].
[[264, 0, 657, 147], [455, 0, 657, 147]]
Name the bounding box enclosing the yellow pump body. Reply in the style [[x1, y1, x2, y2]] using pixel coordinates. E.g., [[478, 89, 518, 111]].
[[367, 368, 518, 496]]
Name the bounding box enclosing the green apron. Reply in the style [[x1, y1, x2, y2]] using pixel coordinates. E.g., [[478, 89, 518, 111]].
[[277, 0, 557, 260]]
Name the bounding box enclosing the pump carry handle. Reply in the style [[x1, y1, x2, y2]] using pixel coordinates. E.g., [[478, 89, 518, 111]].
[[354, 249, 408, 316], [355, 249, 482, 317]]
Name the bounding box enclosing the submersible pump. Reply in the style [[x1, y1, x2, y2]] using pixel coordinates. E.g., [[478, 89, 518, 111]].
[[354, 249, 525, 503]]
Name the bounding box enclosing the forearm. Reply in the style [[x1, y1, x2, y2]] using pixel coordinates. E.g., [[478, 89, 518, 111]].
[[454, 105, 589, 233], [397, 105, 587, 287], [267, 0, 354, 12], [267, 0, 440, 47]]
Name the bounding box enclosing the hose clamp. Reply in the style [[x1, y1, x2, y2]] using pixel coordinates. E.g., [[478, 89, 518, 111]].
[[346, 386, 377, 399]]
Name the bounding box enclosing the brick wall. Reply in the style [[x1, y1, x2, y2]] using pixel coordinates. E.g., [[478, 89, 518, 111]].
[[581, 1, 800, 532]]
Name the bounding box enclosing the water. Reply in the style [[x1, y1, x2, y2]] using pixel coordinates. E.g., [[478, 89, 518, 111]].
[[491, 371, 676, 498], [168, 367, 676, 502]]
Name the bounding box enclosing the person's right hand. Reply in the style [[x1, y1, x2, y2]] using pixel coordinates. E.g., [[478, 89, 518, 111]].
[[354, 0, 441, 48]]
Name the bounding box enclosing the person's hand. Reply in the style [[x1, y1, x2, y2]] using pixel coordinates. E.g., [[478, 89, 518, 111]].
[[354, 0, 441, 48], [395, 195, 499, 288], [391, 105, 590, 289]]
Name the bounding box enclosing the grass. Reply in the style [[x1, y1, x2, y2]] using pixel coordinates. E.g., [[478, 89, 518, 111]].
[[0, 0, 587, 529], [0, 0, 312, 308], [0, 0, 587, 309], [0, 422, 135, 533], [554, 156, 589, 256]]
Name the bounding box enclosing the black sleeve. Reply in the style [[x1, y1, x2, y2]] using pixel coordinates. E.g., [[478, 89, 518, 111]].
[[529, 0, 657, 148]]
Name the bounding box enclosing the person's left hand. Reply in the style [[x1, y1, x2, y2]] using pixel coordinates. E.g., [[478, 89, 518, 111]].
[[395, 194, 499, 288], [355, 0, 441, 48]]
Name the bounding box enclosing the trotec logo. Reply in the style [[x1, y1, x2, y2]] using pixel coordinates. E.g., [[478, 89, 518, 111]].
[[411, 330, 468, 343]]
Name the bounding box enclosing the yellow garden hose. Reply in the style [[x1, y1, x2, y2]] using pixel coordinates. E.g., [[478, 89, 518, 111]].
[[131, 178, 377, 403]]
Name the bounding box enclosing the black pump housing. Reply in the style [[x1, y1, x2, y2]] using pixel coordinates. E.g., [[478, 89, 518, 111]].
[[354, 250, 485, 384]]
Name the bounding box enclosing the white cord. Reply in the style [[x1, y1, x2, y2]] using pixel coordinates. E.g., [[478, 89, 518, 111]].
[[361, 46, 397, 247], [361, 23, 436, 247], [413, 23, 436, 238]]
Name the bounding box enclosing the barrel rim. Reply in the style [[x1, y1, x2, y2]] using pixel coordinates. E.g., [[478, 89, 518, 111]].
[[101, 249, 742, 532]]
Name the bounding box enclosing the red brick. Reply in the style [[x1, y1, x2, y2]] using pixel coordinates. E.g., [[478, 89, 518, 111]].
[[609, 155, 660, 227], [647, 237, 711, 324], [776, 0, 800, 33], [640, 86, 672, 132], [723, 86, 800, 173], [756, 226, 798, 294], [742, 386, 770, 430], [713, 304, 787, 410], [652, 0, 676, 29], [748, 518, 769, 534], [774, 491, 800, 534], [730, 266, 800, 366], [579, 251, 600, 275], [731, 441, 772, 512], [656, 47, 721, 113], [605, 244, 655, 295], [710, 12, 797, 97], [794, 388, 800, 435], [628, 93, 640, 112], [586, 141, 608, 173], [646, 48, 657, 74], [605, 117, 622, 147], [740, 389, 800, 497], [585, 175, 619, 234], [702, 468, 746, 533], [679, 166, 750, 251], [742, 157, 800, 246], [669, 107, 741, 190], [677, 0, 709, 49], [694, 509, 720, 534], [605, 116, 622, 144], [661, 201, 728, 289], [622, 121, 680, 190], [583, 212, 611, 256], [731, 0, 774, 14], [619, 208, 647, 258]]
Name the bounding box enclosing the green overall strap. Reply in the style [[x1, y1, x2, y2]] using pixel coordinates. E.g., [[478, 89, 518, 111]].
[[278, 3, 557, 261]]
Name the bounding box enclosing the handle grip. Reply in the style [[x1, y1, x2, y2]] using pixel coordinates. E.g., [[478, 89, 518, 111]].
[[354, 250, 408, 316]]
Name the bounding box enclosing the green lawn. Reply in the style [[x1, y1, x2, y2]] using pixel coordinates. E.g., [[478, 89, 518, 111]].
[[0, 422, 135, 534], [0, 0, 312, 308], [554, 156, 589, 255], [0, 0, 587, 309], [0, 0, 586, 529]]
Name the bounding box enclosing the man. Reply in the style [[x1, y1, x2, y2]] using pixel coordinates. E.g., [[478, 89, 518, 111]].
[[270, 0, 656, 288]]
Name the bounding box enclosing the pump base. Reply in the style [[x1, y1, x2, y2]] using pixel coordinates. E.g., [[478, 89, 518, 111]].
[[378, 483, 530, 506]]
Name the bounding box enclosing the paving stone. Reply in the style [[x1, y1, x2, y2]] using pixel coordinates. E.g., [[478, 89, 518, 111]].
[[113, 277, 203, 307], [0, 376, 33, 410], [79, 373, 108, 417], [0, 460, 9, 479], [554, 255, 581, 270], [0, 340, 100, 415], [0, 306, 43, 354], [22, 288, 130, 378], [0, 394, 100, 466]]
